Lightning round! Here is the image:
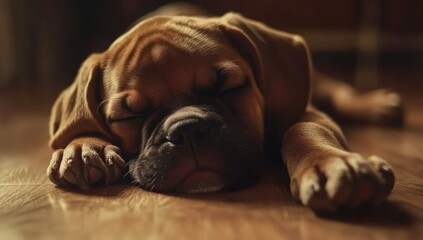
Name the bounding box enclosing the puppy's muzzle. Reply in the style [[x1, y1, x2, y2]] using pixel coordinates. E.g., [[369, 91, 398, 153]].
[[164, 116, 226, 193], [133, 106, 228, 192], [131, 106, 259, 193]]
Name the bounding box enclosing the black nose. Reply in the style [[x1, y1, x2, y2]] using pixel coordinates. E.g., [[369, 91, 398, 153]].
[[165, 118, 213, 145]]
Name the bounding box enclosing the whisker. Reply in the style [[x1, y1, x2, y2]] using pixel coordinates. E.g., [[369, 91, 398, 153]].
[[96, 96, 124, 115], [123, 171, 132, 180], [96, 99, 110, 115]]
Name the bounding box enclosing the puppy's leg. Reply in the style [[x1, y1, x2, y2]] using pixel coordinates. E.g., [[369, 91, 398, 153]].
[[282, 107, 395, 211], [313, 71, 404, 126], [47, 137, 125, 190]]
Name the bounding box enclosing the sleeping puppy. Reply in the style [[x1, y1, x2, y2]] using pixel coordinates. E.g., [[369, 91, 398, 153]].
[[47, 9, 398, 211]]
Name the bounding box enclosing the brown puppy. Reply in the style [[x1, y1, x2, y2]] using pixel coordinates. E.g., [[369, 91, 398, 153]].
[[47, 10, 397, 211]]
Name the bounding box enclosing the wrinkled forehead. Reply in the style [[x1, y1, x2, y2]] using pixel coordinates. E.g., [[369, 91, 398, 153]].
[[104, 16, 224, 68], [113, 16, 221, 50], [101, 16, 240, 92]]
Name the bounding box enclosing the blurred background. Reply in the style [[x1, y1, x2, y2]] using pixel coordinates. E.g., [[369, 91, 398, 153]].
[[0, 0, 422, 105]]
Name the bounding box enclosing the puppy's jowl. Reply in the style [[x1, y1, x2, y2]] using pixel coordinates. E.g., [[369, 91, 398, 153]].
[[48, 12, 396, 211]]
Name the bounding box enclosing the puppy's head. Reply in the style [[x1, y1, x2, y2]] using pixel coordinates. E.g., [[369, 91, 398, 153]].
[[99, 16, 267, 192], [50, 14, 311, 193]]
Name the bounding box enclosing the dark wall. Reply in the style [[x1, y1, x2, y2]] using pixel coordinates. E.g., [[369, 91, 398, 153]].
[[0, 0, 422, 88]]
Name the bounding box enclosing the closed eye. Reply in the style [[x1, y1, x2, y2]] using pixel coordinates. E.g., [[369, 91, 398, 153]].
[[106, 97, 154, 124], [107, 110, 152, 124], [218, 77, 250, 98], [107, 115, 142, 124]]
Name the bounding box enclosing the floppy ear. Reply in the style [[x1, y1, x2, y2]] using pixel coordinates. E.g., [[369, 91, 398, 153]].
[[49, 54, 111, 149], [220, 13, 312, 135]]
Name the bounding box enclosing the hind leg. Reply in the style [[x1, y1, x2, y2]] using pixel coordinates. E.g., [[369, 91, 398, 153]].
[[313, 71, 404, 126]]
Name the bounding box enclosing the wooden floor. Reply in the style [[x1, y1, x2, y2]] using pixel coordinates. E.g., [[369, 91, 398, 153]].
[[0, 65, 422, 240]]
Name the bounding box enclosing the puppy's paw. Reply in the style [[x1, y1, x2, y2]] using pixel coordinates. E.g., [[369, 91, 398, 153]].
[[334, 89, 404, 126], [360, 89, 404, 126], [47, 140, 126, 190], [291, 153, 395, 212]]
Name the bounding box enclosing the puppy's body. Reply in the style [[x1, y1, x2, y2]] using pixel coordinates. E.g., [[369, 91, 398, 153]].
[[47, 6, 399, 211]]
